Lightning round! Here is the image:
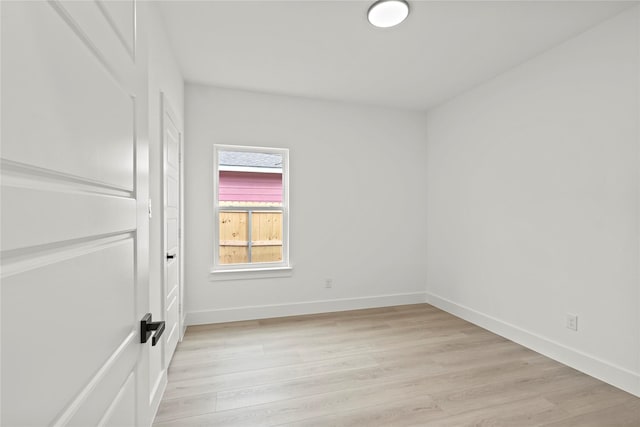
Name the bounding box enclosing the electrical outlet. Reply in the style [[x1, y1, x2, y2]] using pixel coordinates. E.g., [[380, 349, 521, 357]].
[[566, 314, 578, 331], [325, 278, 333, 288]]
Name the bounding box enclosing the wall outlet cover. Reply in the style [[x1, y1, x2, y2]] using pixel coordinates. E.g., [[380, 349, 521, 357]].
[[566, 314, 578, 331]]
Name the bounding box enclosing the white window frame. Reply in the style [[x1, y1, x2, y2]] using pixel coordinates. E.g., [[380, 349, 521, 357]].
[[212, 144, 291, 277]]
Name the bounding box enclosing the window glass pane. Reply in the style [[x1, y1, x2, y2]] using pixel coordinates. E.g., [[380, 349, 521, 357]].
[[251, 211, 283, 263], [217, 149, 283, 265], [219, 211, 249, 264]]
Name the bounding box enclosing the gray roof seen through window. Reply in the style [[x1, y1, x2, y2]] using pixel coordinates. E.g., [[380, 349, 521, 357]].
[[219, 151, 282, 169]]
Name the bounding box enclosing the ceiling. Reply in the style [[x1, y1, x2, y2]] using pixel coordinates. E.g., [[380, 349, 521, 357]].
[[158, 1, 636, 111]]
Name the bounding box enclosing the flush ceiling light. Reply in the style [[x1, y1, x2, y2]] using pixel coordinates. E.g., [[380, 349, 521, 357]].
[[367, 0, 409, 28]]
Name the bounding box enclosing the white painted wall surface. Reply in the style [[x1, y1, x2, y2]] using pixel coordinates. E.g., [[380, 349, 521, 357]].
[[147, 3, 184, 418], [426, 7, 640, 396], [185, 85, 428, 323]]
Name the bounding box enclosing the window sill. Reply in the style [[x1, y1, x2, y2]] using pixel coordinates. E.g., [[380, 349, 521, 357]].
[[210, 266, 293, 281]]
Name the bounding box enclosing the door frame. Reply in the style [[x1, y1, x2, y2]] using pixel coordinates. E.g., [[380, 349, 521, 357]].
[[160, 92, 185, 349]]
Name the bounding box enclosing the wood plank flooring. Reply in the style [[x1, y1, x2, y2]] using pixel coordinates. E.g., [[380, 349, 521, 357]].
[[154, 304, 640, 426]]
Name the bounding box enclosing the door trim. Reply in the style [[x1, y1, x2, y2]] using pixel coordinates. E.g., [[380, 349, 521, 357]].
[[160, 92, 184, 351]]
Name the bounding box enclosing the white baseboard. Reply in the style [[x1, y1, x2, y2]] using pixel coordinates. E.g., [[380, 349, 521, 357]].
[[426, 292, 640, 398], [186, 292, 427, 325]]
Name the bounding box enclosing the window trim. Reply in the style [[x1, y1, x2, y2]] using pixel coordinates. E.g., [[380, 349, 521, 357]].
[[212, 144, 290, 274]]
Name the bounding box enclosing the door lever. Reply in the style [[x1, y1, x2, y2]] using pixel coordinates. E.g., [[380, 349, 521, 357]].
[[166, 253, 176, 260], [140, 313, 165, 346]]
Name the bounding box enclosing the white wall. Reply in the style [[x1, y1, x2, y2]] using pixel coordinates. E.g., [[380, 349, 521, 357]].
[[426, 7, 640, 396], [147, 3, 184, 418], [184, 85, 428, 323]]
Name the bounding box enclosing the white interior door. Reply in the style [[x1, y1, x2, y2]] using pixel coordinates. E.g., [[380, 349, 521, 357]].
[[1, 1, 150, 425], [162, 94, 182, 364]]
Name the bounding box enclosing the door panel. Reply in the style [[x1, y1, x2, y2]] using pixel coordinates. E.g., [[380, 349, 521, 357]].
[[1, 1, 148, 425], [2, 240, 135, 425], [167, 139, 179, 170], [99, 373, 136, 427], [55, 0, 136, 83], [167, 261, 179, 299], [1, 185, 136, 252], [168, 175, 179, 208], [95, 0, 136, 58], [167, 218, 178, 250], [66, 342, 138, 427], [2, 1, 135, 190], [165, 293, 179, 362]]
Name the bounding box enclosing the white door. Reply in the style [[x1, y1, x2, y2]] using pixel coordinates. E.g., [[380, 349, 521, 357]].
[[1, 1, 151, 425], [162, 95, 182, 363]]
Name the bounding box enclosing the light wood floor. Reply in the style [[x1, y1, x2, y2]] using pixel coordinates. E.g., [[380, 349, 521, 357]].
[[154, 304, 640, 426]]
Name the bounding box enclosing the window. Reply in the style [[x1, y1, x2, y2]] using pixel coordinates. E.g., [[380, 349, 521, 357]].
[[213, 145, 290, 273]]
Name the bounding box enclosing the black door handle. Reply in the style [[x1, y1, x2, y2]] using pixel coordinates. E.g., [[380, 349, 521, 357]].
[[151, 322, 165, 346], [140, 313, 165, 346], [166, 253, 176, 260]]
